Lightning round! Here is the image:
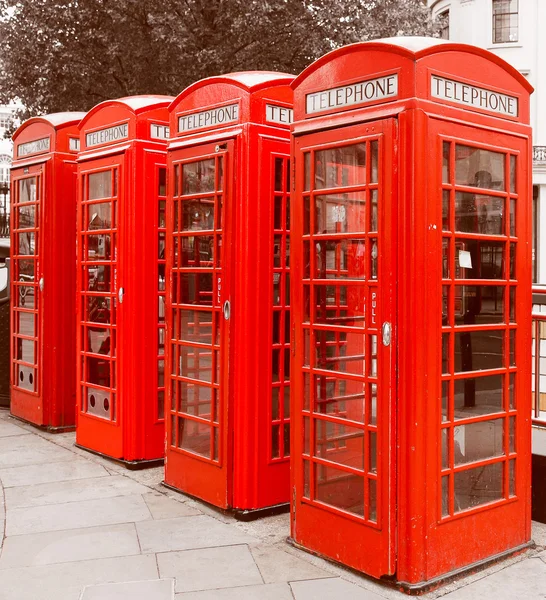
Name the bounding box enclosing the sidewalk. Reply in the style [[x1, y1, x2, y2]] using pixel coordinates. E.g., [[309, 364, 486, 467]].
[[0, 410, 544, 600]]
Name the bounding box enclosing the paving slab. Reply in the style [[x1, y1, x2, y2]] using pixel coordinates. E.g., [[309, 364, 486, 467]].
[[249, 544, 333, 583], [157, 544, 263, 593], [440, 556, 546, 599], [80, 578, 174, 600], [0, 554, 158, 600], [175, 582, 294, 599], [0, 435, 75, 468], [136, 515, 258, 553], [5, 475, 150, 509], [142, 493, 202, 520], [0, 459, 109, 488], [6, 494, 152, 536], [0, 421, 28, 438], [0, 523, 141, 569], [290, 577, 388, 600]]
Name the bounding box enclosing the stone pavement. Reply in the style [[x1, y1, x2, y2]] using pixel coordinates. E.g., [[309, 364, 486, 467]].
[[0, 410, 545, 600]]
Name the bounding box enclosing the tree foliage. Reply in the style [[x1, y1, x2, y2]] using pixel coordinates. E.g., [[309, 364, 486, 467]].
[[0, 0, 437, 119]]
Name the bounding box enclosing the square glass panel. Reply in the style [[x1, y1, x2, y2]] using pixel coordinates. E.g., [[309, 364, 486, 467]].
[[179, 273, 213, 306], [87, 234, 111, 260], [178, 418, 211, 458], [87, 202, 112, 230], [18, 177, 37, 203], [314, 239, 367, 280], [314, 144, 366, 189], [455, 146, 505, 191], [314, 463, 364, 518], [17, 232, 35, 255], [88, 171, 113, 200], [454, 374, 504, 419], [454, 462, 503, 512], [181, 199, 215, 231], [455, 239, 505, 280], [182, 159, 216, 195], [314, 374, 365, 423], [455, 193, 504, 235], [17, 204, 36, 228], [454, 286, 504, 325], [454, 418, 504, 465], [455, 330, 504, 372], [314, 193, 366, 234]]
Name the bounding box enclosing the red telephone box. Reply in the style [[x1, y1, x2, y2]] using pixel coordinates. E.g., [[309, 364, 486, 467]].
[[10, 113, 85, 430], [76, 96, 173, 466], [164, 72, 294, 514], [290, 38, 533, 589]]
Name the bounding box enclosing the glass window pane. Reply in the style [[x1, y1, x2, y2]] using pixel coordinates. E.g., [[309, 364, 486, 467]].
[[179, 382, 213, 417], [181, 346, 213, 383], [182, 159, 216, 195], [87, 327, 111, 355], [455, 193, 504, 235], [87, 202, 112, 230], [314, 463, 364, 517], [312, 284, 366, 327], [455, 146, 505, 190], [454, 374, 504, 419], [314, 375, 365, 423], [179, 310, 213, 345], [443, 142, 450, 183], [455, 330, 504, 372], [454, 419, 504, 465], [88, 171, 113, 200], [180, 235, 214, 266], [181, 199, 215, 231], [179, 273, 213, 306], [17, 204, 36, 228], [314, 144, 366, 189], [454, 286, 504, 325], [314, 238, 367, 279], [178, 418, 211, 458], [454, 462, 503, 512], [86, 265, 111, 292], [87, 235, 111, 260], [86, 296, 111, 324], [442, 190, 450, 231], [314, 193, 366, 234], [17, 312, 35, 337], [456, 239, 505, 280], [19, 177, 37, 203], [16, 338, 34, 363]]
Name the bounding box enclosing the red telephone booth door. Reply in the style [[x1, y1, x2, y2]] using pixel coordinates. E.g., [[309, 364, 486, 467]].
[[167, 140, 235, 508], [291, 118, 397, 577], [77, 156, 123, 457], [11, 167, 43, 403]]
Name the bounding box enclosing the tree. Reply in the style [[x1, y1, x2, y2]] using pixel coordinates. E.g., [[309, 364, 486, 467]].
[[0, 0, 437, 121]]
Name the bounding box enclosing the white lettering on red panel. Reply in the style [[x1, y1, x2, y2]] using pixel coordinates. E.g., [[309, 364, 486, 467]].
[[305, 74, 398, 114], [431, 75, 518, 117], [178, 104, 239, 133], [17, 137, 50, 157], [265, 104, 293, 125], [86, 123, 129, 148], [69, 138, 80, 151]]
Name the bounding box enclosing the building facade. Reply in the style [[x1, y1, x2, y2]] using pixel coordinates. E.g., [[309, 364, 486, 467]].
[[0, 103, 22, 238]]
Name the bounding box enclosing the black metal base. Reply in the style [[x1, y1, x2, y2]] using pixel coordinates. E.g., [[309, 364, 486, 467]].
[[287, 537, 534, 595], [161, 480, 289, 520], [9, 412, 76, 433], [532, 453, 546, 524], [74, 443, 164, 470]]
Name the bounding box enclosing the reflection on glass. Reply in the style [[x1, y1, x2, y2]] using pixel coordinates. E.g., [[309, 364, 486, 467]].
[[455, 193, 504, 235], [455, 146, 505, 190], [18, 259, 35, 280], [370, 190, 378, 231], [17, 285, 35, 308], [315, 421, 364, 470], [314, 238, 366, 279], [180, 235, 214, 266], [19, 178, 37, 203], [443, 190, 450, 231], [87, 327, 111, 355], [442, 380, 449, 422], [454, 286, 504, 325], [158, 167, 167, 196], [454, 419, 504, 465], [179, 381, 213, 415], [17, 338, 34, 363], [313, 284, 365, 327], [179, 310, 213, 346], [510, 198, 516, 237], [178, 418, 211, 458], [86, 296, 111, 324], [509, 459, 516, 496], [86, 356, 110, 387], [510, 242, 516, 279], [371, 141, 378, 183], [454, 462, 503, 512], [443, 239, 450, 279], [87, 265, 111, 292], [314, 193, 366, 234], [182, 199, 215, 231], [443, 142, 450, 183], [314, 330, 365, 376], [456, 239, 505, 279], [183, 159, 216, 195], [442, 333, 450, 374], [454, 374, 503, 419], [17, 232, 35, 255], [17, 204, 36, 228], [87, 234, 111, 259], [314, 144, 366, 189], [369, 478, 377, 521], [315, 463, 364, 517], [88, 171, 112, 200], [180, 273, 213, 305], [510, 155, 516, 193], [17, 312, 35, 337], [304, 153, 311, 191], [442, 476, 450, 517], [455, 330, 503, 372], [88, 202, 112, 230], [442, 428, 448, 468]]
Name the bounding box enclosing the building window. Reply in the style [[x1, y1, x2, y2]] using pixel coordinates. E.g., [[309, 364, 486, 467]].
[[492, 0, 518, 43], [0, 114, 10, 129], [438, 9, 450, 40]]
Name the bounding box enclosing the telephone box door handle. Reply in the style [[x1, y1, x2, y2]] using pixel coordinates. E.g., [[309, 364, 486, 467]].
[[118, 287, 124, 304], [382, 322, 391, 347], [223, 300, 231, 320], [39, 277, 44, 292]]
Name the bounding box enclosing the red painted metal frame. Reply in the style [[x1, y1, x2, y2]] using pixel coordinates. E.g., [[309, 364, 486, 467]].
[[164, 72, 294, 511], [76, 96, 173, 464], [10, 113, 85, 430], [290, 38, 533, 587]]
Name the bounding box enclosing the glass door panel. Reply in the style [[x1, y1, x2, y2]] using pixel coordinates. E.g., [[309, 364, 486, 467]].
[[79, 167, 119, 421], [12, 173, 41, 393]]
